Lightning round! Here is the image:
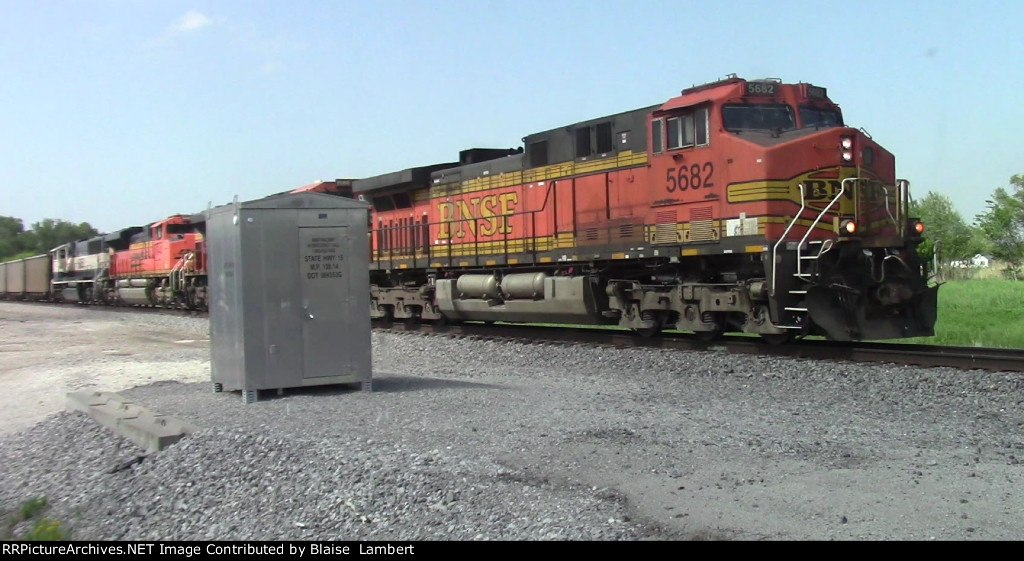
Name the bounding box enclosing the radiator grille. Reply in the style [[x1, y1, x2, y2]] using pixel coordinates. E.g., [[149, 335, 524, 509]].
[[689, 206, 715, 242], [653, 210, 677, 244]]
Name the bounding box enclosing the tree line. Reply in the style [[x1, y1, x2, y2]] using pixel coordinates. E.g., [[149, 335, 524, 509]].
[[912, 173, 1024, 280], [0, 217, 99, 262]]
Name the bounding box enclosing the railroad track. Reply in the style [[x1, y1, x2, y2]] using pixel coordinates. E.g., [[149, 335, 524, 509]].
[[6, 301, 1019, 372], [374, 321, 1024, 373], [1, 300, 208, 318]]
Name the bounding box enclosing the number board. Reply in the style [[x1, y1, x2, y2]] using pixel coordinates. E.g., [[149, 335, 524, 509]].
[[745, 82, 776, 96], [806, 84, 828, 99]]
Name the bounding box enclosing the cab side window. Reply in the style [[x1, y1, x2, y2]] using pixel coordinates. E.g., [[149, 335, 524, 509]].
[[665, 107, 709, 150]]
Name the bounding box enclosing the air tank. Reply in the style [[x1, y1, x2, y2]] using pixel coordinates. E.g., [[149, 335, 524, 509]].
[[455, 275, 501, 300], [118, 287, 152, 305], [501, 272, 547, 300]]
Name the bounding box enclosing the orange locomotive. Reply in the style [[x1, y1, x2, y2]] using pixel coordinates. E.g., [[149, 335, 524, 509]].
[[357, 76, 937, 342], [103, 214, 207, 309], [50, 181, 357, 310]]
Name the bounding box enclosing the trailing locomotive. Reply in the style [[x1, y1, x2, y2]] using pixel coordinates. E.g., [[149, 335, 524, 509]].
[[49, 215, 207, 308], [359, 76, 937, 342], [0, 181, 355, 308]]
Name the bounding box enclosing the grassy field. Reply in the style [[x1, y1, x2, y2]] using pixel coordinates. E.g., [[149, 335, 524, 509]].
[[903, 278, 1024, 348]]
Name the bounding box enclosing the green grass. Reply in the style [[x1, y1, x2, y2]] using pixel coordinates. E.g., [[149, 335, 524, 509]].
[[2, 497, 69, 541], [902, 278, 1024, 348], [18, 497, 48, 519]]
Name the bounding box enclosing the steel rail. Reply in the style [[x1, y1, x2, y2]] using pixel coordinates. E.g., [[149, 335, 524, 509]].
[[376, 321, 1024, 373]]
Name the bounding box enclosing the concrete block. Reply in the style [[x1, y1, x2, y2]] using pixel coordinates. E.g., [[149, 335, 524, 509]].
[[66, 390, 197, 453]]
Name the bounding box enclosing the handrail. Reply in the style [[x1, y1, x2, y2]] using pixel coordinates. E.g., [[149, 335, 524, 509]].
[[770, 183, 806, 296], [881, 186, 897, 229], [897, 179, 909, 234], [793, 177, 853, 279]]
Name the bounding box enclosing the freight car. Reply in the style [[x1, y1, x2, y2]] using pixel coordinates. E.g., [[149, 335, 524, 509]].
[[0, 254, 50, 300], [358, 76, 937, 342]]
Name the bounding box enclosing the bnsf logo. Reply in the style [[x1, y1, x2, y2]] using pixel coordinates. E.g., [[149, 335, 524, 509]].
[[804, 179, 891, 203], [804, 180, 852, 201], [437, 192, 519, 239]]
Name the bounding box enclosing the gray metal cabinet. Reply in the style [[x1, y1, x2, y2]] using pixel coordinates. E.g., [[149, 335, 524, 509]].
[[207, 193, 371, 402]]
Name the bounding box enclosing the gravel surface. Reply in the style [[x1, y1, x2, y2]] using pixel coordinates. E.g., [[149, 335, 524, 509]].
[[1, 302, 1023, 540]]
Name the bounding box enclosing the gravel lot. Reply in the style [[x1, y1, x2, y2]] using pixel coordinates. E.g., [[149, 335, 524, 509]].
[[1, 301, 1023, 540]]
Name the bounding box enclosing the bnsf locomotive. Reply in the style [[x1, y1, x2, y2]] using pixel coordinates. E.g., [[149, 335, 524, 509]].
[[40, 181, 350, 312], [357, 76, 937, 342], [2, 76, 937, 343], [50, 214, 208, 309]]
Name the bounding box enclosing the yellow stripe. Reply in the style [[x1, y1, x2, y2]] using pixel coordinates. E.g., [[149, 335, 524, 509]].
[[745, 245, 767, 253], [431, 151, 648, 198], [508, 258, 518, 265], [539, 257, 552, 263], [681, 248, 699, 256], [428, 234, 568, 255], [611, 252, 626, 259], [485, 259, 496, 266]]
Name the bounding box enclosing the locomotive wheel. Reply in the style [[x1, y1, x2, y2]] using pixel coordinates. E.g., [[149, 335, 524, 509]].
[[759, 332, 794, 345], [695, 315, 725, 342], [633, 309, 664, 338], [695, 328, 722, 342], [632, 325, 661, 338]]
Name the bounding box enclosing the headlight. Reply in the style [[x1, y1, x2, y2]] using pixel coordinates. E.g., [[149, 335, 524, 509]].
[[840, 136, 855, 163], [840, 219, 857, 235]]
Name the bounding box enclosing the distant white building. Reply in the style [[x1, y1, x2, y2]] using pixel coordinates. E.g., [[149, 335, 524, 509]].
[[948, 254, 992, 268]]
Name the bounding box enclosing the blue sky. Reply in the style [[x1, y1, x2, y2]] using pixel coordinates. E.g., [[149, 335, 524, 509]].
[[2, 0, 1022, 233]]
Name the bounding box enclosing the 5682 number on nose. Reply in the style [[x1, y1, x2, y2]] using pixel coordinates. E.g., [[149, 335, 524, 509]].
[[665, 163, 714, 193]]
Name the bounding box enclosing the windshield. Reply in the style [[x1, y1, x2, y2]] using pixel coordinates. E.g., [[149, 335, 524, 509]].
[[799, 106, 843, 129], [722, 104, 795, 133]]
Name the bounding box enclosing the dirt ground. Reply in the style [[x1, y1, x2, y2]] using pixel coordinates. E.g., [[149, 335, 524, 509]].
[[0, 303, 209, 436]]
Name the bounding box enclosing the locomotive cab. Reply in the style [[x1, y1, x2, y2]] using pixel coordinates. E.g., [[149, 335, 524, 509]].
[[633, 76, 936, 341], [649, 77, 935, 340]]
